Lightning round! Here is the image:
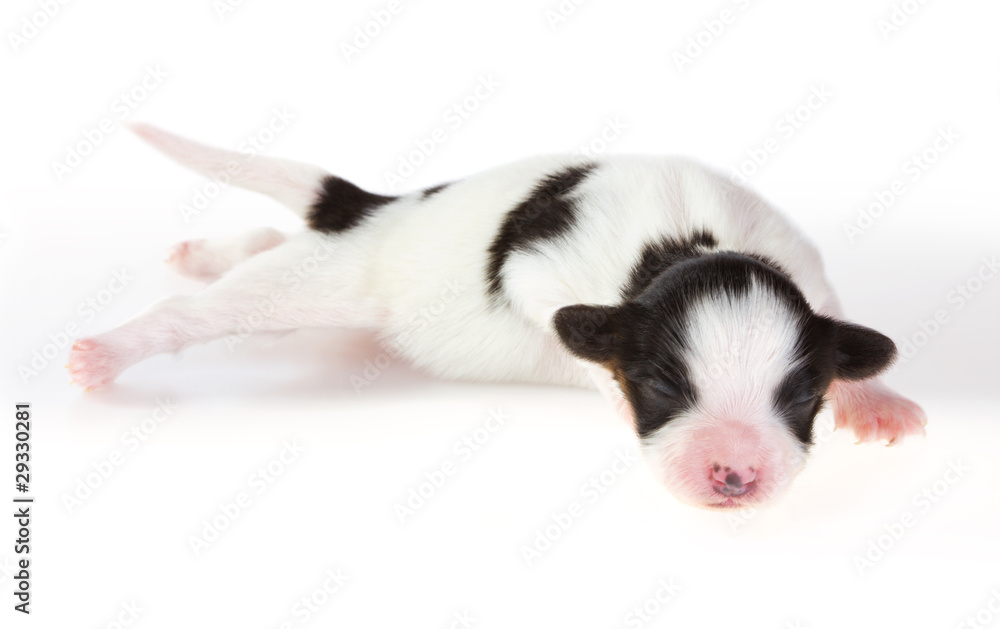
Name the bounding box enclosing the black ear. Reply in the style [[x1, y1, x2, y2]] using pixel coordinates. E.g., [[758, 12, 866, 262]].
[[553, 304, 621, 364], [832, 321, 897, 380]]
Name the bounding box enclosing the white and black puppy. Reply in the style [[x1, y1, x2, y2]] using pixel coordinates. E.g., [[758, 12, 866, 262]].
[[68, 125, 927, 510]]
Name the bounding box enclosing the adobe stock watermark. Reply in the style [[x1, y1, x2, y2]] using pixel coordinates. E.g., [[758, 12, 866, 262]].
[[729, 84, 833, 184], [623, 578, 681, 628], [702, 305, 781, 385], [895, 254, 997, 366], [383, 74, 500, 191], [274, 566, 350, 627], [853, 458, 971, 575], [436, 610, 476, 629], [876, 0, 932, 42], [544, 0, 590, 30], [350, 278, 466, 392], [212, 0, 250, 20], [955, 588, 1000, 629], [0, 555, 18, 586], [223, 237, 358, 352], [222, 289, 289, 352], [727, 419, 838, 532], [7, 0, 71, 55], [60, 398, 179, 514], [51, 65, 169, 182], [187, 440, 305, 556], [672, 0, 753, 72], [18, 267, 135, 385], [95, 600, 144, 629], [340, 0, 412, 62], [394, 407, 509, 523], [520, 449, 638, 565], [843, 126, 959, 244], [178, 107, 296, 223], [574, 116, 627, 158]]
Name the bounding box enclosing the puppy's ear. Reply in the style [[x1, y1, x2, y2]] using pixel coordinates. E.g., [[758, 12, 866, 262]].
[[553, 304, 622, 364], [830, 320, 897, 380]]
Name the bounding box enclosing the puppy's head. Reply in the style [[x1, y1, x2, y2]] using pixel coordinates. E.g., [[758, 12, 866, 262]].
[[554, 252, 896, 509]]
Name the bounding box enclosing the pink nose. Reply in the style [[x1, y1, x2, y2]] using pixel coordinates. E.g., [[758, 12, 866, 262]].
[[711, 464, 756, 497]]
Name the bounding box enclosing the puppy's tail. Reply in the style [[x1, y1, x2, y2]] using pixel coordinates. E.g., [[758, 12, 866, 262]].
[[129, 123, 330, 218]]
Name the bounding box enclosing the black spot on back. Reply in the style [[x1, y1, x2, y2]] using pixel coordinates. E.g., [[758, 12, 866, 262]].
[[421, 183, 450, 199], [486, 163, 596, 299], [621, 230, 718, 301], [307, 175, 396, 234]]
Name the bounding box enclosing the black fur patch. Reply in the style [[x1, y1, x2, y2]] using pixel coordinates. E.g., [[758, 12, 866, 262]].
[[615, 252, 818, 439], [772, 364, 830, 447], [770, 299, 903, 446], [421, 183, 450, 199], [485, 163, 596, 298], [621, 230, 718, 301], [557, 241, 891, 448], [307, 175, 396, 234], [831, 322, 897, 380]]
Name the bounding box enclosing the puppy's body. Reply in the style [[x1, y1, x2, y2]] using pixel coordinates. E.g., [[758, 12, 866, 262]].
[[68, 125, 927, 509], [376, 155, 823, 388]]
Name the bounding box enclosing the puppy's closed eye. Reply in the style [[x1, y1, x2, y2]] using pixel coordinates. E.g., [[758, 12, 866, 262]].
[[787, 389, 818, 411], [640, 379, 685, 404]]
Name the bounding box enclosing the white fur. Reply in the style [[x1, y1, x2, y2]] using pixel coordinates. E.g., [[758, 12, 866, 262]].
[[112, 127, 835, 389], [641, 282, 810, 508], [166, 227, 286, 281], [67, 125, 927, 508], [129, 123, 327, 214]]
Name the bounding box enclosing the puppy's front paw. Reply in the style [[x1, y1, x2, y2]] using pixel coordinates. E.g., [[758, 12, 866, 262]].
[[829, 380, 927, 445], [68, 338, 126, 391]]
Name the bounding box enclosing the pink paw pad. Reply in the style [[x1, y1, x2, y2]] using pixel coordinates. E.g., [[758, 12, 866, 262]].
[[165, 240, 216, 280], [830, 380, 927, 445], [68, 338, 125, 391]]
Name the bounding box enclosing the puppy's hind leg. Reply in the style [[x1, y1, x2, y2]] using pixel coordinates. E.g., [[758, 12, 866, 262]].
[[166, 227, 287, 282], [69, 233, 381, 390]]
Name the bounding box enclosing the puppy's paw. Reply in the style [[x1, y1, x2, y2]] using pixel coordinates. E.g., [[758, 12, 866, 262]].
[[829, 379, 927, 445], [68, 338, 126, 391], [166, 240, 219, 281], [166, 229, 284, 281]]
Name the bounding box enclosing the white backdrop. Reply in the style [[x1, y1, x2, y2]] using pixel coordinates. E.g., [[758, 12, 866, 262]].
[[2, 1, 999, 627]]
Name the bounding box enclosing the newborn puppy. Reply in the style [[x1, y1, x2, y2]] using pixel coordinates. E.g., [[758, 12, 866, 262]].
[[68, 125, 927, 509]]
